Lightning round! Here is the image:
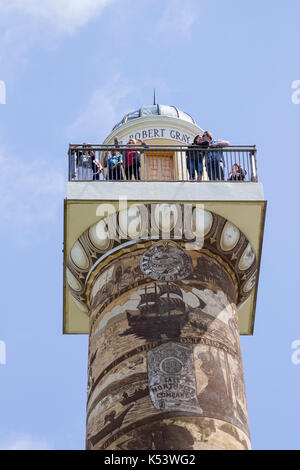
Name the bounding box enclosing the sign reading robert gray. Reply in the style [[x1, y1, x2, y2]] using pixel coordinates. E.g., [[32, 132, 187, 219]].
[[147, 342, 202, 413], [121, 128, 194, 144]]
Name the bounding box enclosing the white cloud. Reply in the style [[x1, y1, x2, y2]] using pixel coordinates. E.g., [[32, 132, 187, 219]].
[[67, 72, 177, 142], [0, 0, 116, 67], [0, 432, 53, 450], [67, 73, 135, 141], [155, 0, 199, 38], [0, 145, 65, 233], [0, 0, 115, 35]]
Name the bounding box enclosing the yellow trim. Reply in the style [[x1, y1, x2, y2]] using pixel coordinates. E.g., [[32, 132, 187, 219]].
[[63, 199, 266, 335]]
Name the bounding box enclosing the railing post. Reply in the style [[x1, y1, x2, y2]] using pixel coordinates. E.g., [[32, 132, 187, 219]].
[[68, 147, 72, 181], [250, 148, 258, 182]]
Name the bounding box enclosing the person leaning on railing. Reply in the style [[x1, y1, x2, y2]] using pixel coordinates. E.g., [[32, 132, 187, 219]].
[[202, 131, 230, 181], [186, 135, 209, 181]]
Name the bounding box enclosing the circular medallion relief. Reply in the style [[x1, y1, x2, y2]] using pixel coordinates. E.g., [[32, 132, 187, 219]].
[[119, 206, 142, 239], [160, 357, 184, 374], [192, 208, 213, 237], [153, 204, 178, 232], [238, 243, 255, 271], [242, 270, 257, 293], [220, 221, 241, 251], [140, 241, 193, 281], [70, 241, 90, 270], [66, 268, 82, 292], [89, 220, 110, 251]]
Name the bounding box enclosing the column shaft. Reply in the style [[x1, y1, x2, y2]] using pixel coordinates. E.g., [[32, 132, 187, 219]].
[[86, 243, 250, 450]]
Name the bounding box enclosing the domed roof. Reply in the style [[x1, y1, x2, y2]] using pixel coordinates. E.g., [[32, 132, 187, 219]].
[[112, 104, 196, 130]]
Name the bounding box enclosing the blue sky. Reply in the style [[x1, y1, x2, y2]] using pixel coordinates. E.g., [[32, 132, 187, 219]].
[[0, 0, 300, 450]]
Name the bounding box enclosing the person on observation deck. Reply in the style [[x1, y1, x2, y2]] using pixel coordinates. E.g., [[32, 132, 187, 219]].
[[114, 137, 148, 181], [77, 143, 96, 181], [70, 144, 78, 179], [186, 134, 209, 181], [71, 143, 103, 181], [107, 149, 123, 180], [202, 131, 230, 181], [228, 163, 246, 181], [93, 159, 105, 180]]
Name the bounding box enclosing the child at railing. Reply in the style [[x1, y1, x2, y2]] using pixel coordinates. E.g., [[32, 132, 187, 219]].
[[228, 163, 247, 181]]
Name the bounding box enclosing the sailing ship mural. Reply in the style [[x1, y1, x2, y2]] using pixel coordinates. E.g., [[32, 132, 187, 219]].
[[122, 282, 191, 340], [122, 241, 196, 339]]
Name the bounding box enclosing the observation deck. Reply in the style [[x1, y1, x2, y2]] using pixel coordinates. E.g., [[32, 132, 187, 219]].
[[67, 143, 263, 201], [64, 142, 266, 335]]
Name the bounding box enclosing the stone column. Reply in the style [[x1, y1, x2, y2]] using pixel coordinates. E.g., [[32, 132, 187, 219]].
[[85, 241, 251, 450]]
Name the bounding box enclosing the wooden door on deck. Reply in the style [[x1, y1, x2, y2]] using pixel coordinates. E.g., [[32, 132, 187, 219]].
[[143, 151, 175, 181]]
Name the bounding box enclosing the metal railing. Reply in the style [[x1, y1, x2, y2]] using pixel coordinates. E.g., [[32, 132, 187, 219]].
[[68, 144, 258, 182]]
